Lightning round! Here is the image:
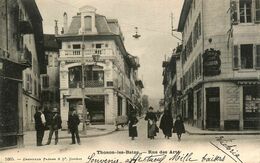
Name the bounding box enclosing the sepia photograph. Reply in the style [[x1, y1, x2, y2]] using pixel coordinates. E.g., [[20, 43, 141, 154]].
[[0, 0, 260, 162]]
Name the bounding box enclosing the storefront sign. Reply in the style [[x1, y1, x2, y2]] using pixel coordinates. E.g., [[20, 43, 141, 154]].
[[203, 48, 221, 76]]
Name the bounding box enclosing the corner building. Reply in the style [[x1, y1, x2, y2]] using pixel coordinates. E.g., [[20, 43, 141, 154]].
[[178, 0, 260, 130], [58, 6, 142, 127]]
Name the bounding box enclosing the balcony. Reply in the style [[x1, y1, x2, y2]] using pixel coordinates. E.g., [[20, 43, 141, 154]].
[[18, 47, 32, 67], [60, 48, 114, 58], [69, 80, 104, 88]]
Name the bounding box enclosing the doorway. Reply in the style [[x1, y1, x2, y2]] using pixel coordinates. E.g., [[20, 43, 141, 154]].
[[206, 87, 220, 129]]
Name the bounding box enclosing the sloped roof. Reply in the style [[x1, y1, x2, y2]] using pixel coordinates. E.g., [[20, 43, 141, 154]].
[[66, 14, 119, 35], [44, 34, 60, 52], [177, 0, 192, 32]]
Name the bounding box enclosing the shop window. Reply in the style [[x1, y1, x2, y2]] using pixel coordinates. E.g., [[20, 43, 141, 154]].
[[240, 44, 253, 69], [239, 0, 252, 23]]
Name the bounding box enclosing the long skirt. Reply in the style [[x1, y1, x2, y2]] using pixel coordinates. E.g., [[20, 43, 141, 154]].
[[129, 126, 138, 137], [147, 123, 156, 138]]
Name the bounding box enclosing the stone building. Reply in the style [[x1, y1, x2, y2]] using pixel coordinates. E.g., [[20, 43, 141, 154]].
[[57, 6, 143, 128], [0, 0, 44, 148], [176, 0, 260, 130]]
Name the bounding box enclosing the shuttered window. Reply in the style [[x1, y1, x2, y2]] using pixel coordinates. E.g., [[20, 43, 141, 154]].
[[231, 0, 239, 24], [256, 0, 260, 22], [256, 45, 260, 68], [233, 45, 239, 69]]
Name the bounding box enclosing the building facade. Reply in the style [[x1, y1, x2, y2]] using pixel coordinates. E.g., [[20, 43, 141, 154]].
[[0, 0, 43, 148], [175, 0, 260, 130], [57, 6, 143, 128]]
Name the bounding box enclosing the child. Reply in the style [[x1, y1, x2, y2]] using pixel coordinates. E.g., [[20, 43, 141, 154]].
[[173, 115, 185, 141]]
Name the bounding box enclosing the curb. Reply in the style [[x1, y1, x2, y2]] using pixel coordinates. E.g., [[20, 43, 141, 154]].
[[186, 130, 260, 135], [59, 129, 118, 139]]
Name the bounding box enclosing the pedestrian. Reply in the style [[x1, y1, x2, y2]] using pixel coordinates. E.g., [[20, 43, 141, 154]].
[[128, 111, 138, 140], [144, 106, 158, 139], [34, 107, 46, 146], [46, 108, 62, 145], [68, 110, 81, 145], [159, 109, 173, 139], [173, 115, 185, 141]]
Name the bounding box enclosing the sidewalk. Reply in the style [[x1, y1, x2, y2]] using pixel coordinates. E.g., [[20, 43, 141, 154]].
[[184, 123, 260, 135], [24, 124, 118, 146]]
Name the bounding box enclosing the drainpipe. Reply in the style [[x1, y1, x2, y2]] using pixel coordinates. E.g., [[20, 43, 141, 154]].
[[201, 0, 206, 130], [5, 0, 8, 51]]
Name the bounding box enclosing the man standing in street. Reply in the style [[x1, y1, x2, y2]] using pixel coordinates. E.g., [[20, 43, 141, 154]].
[[68, 110, 81, 145], [34, 107, 46, 146], [46, 108, 62, 145]]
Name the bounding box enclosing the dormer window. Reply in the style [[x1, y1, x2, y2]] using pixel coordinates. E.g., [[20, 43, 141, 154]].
[[84, 16, 92, 31]]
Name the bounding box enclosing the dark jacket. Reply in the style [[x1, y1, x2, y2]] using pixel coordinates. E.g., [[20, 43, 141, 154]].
[[159, 113, 173, 136], [34, 111, 44, 131], [173, 119, 185, 134], [50, 113, 62, 130], [145, 112, 157, 122], [68, 114, 80, 131]]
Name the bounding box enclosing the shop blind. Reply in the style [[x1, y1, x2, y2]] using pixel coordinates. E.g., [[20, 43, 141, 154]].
[[233, 45, 239, 69], [256, 45, 260, 68]]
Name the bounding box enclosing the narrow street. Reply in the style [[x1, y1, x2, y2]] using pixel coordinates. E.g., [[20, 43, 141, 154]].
[[1, 118, 260, 163]]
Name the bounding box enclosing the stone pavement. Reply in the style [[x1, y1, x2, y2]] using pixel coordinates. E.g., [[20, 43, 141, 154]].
[[184, 123, 260, 135], [24, 124, 119, 146]]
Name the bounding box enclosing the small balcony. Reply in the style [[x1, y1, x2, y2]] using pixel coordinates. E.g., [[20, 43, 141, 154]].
[[18, 47, 32, 67], [60, 48, 114, 58], [69, 80, 104, 88]]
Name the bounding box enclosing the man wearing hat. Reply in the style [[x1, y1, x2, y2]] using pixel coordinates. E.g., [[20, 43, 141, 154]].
[[46, 108, 62, 145]]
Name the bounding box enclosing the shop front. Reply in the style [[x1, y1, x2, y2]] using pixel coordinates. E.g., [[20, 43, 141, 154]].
[[243, 85, 260, 129]]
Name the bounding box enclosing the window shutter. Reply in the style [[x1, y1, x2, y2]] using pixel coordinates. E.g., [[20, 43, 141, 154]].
[[233, 45, 239, 69], [231, 0, 239, 24], [256, 45, 260, 68], [256, 0, 260, 22]]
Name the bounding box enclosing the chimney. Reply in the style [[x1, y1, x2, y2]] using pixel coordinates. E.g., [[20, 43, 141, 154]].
[[55, 20, 58, 36], [63, 12, 68, 34]]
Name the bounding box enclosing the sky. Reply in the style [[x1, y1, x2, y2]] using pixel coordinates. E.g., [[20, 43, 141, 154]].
[[35, 0, 184, 107]]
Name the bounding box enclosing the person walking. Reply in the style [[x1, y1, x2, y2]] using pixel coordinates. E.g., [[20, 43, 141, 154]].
[[34, 107, 46, 146], [145, 107, 158, 139], [68, 110, 81, 145], [128, 111, 138, 140], [159, 109, 173, 139], [173, 115, 185, 141], [46, 108, 62, 145]]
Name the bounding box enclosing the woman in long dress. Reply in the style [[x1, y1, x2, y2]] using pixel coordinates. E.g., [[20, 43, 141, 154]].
[[145, 107, 157, 139], [173, 115, 185, 141], [128, 111, 138, 140], [159, 109, 173, 139]]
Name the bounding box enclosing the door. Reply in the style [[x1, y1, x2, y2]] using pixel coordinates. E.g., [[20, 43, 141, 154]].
[[206, 87, 220, 129]]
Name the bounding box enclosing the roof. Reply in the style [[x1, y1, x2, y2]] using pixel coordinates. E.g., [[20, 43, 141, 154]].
[[21, 0, 42, 21], [43, 34, 60, 52], [65, 14, 122, 36], [177, 0, 193, 32]]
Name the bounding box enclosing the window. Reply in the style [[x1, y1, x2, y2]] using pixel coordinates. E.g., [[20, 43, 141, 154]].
[[239, 0, 252, 23], [241, 44, 253, 69], [256, 0, 260, 22], [84, 16, 92, 31], [42, 75, 49, 88], [256, 45, 260, 68], [26, 74, 32, 93], [73, 44, 81, 49]]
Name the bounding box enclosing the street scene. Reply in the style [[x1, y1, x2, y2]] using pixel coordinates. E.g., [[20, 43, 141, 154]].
[[1, 0, 260, 163]]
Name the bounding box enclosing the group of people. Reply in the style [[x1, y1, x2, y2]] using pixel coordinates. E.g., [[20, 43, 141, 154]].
[[128, 107, 185, 141], [34, 107, 81, 146]]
